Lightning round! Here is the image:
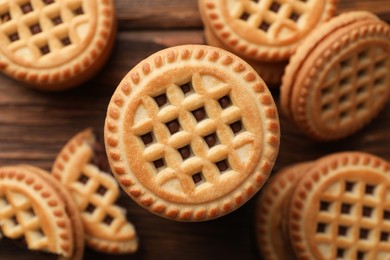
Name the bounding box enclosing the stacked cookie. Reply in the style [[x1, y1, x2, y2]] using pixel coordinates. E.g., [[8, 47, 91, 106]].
[[198, 0, 338, 85], [256, 152, 390, 260], [0, 129, 139, 258]]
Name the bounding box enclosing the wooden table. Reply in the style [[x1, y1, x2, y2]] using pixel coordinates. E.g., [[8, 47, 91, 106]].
[[1, 1, 389, 259]]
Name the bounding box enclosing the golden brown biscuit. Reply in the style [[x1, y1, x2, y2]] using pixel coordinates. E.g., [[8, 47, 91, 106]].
[[255, 162, 312, 260], [198, 0, 338, 61], [287, 152, 390, 260], [204, 25, 287, 86], [0, 165, 83, 259], [105, 44, 280, 221], [52, 128, 138, 254], [0, 0, 116, 91], [280, 12, 390, 140]]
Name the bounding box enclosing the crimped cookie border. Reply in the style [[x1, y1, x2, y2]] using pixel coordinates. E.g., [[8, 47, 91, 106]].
[[256, 162, 311, 260], [0, 165, 74, 257], [0, 0, 115, 90], [287, 152, 390, 260], [280, 11, 379, 119], [51, 128, 139, 254], [291, 19, 390, 140], [104, 44, 280, 221], [199, 0, 338, 61]]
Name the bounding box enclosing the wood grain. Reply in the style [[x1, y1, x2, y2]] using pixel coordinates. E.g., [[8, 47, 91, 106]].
[[0, 0, 389, 259]]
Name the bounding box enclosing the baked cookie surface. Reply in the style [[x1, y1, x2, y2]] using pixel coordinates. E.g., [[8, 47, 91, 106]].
[[105, 44, 280, 221], [281, 12, 390, 140], [287, 152, 390, 260], [0, 0, 116, 90], [199, 0, 338, 61]]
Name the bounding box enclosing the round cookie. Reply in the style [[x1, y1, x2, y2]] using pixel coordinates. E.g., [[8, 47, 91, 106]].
[[255, 162, 312, 260], [287, 152, 390, 260], [204, 25, 287, 86], [104, 44, 280, 221], [0, 165, 82, 259], [280, 12, 390, 140], [0, 0, 116, 91], [198, 0, 338, 61], [52, 128, 138, 254]]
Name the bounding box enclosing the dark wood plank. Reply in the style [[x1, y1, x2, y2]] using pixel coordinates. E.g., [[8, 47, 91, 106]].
[[115, 0, 390, 29]]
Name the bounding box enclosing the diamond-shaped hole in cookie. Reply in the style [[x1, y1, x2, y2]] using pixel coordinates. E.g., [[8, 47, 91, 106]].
[[51, 15, 63, 25], [362, 206, 373, 218], [345, 181, 356, 192], [180, 81, 194, 96], [103, 214, 114, 225], [35, 227, 45, 237], [357, 102, 366, 112], [11, 215, 18, 225], [340, 77, 351, 87], [8, 32, 19, 42], [357, 251, 365, 260], [338, 226, 349, 237], [359, 228, 370, 240], [270, 2, 281, 12], [39, 44, 50, 56], [230, 120, 244, 135], [96, 185, 108, 196], [154, 93, 169, 108], [1, 12, 11, 23], [340, 110, 349, 120], [374, 77, 385, 87], [153, 158, 165, 172], [339, 94, 349, 104], [85, 203, 96, 213], [218, 95, 232, 109], [25, 207, 35, 218], [375, 59, 386, 70], [381, 232, 389, 242], [20, 2, 33, 14], [340, 59, 351, 69], [166, 119, 181, 135], [365, 184, 376, 195], [341, 203, 352, 215], [384, 210, 390, 221], [322, 103, 332, 112], [178, 145, 193, 160], [321, 86, 332, 97], [289, 12, 300, 22], [203, 133, 220, 148], [259, 21, 270, 32], [337, 248, 345, 258], [192, 172, 205, 186], [78, 174, 89, 184], [319, 201, 331, 212], [192, 107, 208, 122], [216, 159, 230, 173], [141, 132, 155, 146], [357, 69, 367, 78], [357, 85, 367, 97], [43, 0, 54, 5], [240, 12, 250, 21], [29, 23, 41, 35], [358, 50, 368, 61], [73, 6, 84, 15], [316, 222, 327, 233], [61, 36, 72, 46]]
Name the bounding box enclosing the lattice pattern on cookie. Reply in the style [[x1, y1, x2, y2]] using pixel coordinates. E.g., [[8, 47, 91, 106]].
[[319, 45, 389, 128], [0, 191, 49, 251], [0, 0, 87, 60], [234, 0, 310, 39], [71, 163, 130, 233], [314, 178, 390, 259], [133, 74, 256, 194]]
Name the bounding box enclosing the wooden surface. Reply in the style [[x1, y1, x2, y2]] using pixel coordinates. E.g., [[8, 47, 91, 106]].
[[0, 0, 389, 259]]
